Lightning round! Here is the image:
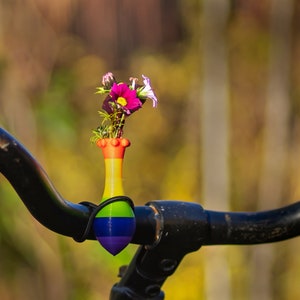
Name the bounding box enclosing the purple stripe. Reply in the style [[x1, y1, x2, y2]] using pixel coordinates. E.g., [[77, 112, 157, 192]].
[[96, 236, 133, 255]]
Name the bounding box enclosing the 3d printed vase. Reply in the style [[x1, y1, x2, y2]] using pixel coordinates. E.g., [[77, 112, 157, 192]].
[[93, 138, 136, 255]]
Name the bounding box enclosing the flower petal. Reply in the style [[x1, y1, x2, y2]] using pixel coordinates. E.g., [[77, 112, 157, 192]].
[[138, 75, 158, 107]]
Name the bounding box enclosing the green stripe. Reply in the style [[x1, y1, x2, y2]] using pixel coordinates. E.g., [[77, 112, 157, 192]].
[[95, 201, 134, 218]]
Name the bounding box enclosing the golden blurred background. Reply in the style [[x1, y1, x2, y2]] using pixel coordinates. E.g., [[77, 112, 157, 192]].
[[1, 0, 300, 299]]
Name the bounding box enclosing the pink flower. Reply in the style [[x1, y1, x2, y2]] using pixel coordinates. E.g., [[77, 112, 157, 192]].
[[104, 83, 142, 115]]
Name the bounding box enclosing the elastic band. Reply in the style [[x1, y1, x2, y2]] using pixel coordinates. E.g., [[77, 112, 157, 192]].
[[74, 196, 134, 242]]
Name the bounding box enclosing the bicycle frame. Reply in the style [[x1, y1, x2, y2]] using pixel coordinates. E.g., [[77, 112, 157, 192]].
[[1, 127, 300, 299]]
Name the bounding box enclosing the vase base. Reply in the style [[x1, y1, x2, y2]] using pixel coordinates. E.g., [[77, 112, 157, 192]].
[[93, 216, 136, 255]]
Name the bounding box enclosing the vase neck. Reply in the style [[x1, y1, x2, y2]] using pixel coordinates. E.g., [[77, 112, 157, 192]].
[[101, 158, 124, 202]]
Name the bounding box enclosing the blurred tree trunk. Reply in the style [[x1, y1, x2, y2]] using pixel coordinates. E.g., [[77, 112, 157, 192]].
[[201, 1, 231, 300], [250, 0, 293, 299], [0, 0, 58, 149], [75, 0, 183, 68]]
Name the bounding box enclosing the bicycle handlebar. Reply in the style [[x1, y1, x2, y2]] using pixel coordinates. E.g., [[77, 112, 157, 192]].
[[1, 127, 300, 246], [1, 127, 300, 299]]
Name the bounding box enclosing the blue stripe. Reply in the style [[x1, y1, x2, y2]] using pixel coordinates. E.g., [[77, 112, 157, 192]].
[[93, 217, 135, 237]]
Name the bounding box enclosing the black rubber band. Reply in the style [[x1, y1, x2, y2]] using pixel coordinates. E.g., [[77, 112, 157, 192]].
[[74, 196, 134, 243]]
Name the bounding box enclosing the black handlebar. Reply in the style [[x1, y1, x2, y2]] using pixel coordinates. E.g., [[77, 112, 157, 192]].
[[0, 127, 93, 240], [1, 127, 300, 299], [1, 127, 300, 246]]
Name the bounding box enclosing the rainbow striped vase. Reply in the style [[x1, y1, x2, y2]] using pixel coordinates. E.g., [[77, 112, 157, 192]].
[[93, 138, 136, 255]]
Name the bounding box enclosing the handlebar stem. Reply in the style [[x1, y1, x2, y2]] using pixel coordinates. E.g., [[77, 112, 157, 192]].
[[110, 201, 208, 299]]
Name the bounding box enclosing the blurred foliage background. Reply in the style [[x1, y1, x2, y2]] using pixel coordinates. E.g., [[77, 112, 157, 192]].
[[1, 0, 300, 299]]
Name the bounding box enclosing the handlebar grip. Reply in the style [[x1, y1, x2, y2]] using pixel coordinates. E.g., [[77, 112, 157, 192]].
[[204, 202, 300, 245]]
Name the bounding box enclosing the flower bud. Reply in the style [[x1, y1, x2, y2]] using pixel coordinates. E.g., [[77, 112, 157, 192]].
[[102, 72, 116, 89]]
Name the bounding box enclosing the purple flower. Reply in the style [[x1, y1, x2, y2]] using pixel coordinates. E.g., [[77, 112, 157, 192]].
[[104, 83, 142, 115], [102, 95, 114, 114]]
